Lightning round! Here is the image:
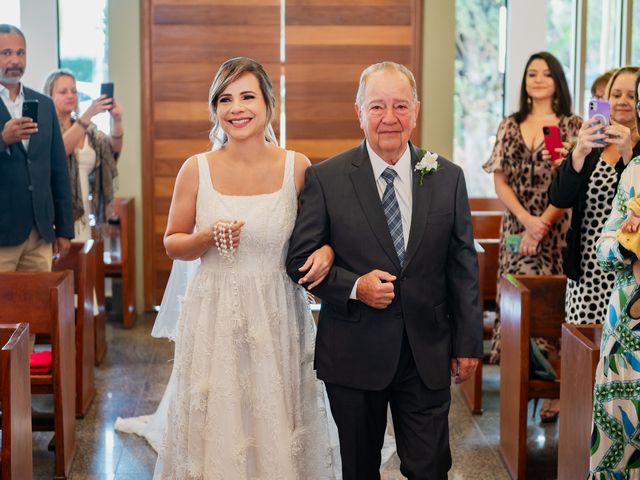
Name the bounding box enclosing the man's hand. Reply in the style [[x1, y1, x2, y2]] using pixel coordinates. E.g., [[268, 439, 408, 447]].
[[53, 238, 71, 261], [298, 244, 334, 289], [2, 117, 37, 145], [451, 357, 479, 384], [356, 269, 396, 309]]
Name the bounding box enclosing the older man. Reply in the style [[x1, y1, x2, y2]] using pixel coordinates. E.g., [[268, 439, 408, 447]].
[[287, 62, 483, 479], [0, 24, 73, 271]]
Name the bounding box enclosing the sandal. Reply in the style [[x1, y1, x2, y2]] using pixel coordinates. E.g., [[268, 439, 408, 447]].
[[538, 398, 560, 423], [540, 408, 559, 423]]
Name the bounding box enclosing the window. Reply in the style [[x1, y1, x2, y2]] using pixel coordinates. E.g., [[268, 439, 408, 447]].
[[631, 0, 640, 65], [57, 0, 110, 131], [584, 0, 622, 110], [454, 0, 506, 197], [546, 0, 576, 94]]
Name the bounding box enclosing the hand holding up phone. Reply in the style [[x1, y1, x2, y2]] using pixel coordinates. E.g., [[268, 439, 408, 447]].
[[604, 122, 633, 163], [1, 117, 38, 145], [573, 117, 609, 161]]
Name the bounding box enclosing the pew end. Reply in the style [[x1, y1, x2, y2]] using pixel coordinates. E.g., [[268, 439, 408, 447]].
[[0, 272, 76, 479], [499, 274, 566, 479]]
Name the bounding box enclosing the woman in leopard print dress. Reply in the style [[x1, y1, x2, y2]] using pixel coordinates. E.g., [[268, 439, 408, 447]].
[[483, 52, 581, 419]]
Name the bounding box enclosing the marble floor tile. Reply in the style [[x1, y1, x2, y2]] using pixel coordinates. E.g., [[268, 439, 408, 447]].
[[36, 313, 562, 479]]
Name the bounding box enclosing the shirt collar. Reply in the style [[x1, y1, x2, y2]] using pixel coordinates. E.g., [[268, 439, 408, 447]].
[[366, 141, 412, 186], [0, 82, 24, 102]]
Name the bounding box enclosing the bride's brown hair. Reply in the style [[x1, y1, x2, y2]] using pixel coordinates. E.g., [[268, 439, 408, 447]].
[[208, 57, 278, 147]]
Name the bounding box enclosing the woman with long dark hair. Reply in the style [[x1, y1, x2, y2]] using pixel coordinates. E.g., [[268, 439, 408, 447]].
[[483, 51, 582, 421]]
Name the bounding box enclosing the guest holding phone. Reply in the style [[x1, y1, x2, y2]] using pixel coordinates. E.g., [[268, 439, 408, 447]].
[[43, 69, 123, 241], [549, 66, 640, 326], [482, 52, 581, 422], [0, 24, 73, 271]]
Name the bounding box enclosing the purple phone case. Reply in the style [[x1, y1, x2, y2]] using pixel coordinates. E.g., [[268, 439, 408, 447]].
[[589, 99, 610, 144]]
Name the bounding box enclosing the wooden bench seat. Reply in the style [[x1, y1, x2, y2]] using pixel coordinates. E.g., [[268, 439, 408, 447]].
[[53, 240, 97, 417], [558, 324, 601, 480], [103, 197, 136, 329], [93, 238, 107, 365], [0, 272, 76, 479], [499, 274, 566, 479], [0, 323, 33, 480]]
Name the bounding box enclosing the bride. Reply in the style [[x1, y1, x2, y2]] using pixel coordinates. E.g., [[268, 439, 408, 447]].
[[148, 57, 338, 479]]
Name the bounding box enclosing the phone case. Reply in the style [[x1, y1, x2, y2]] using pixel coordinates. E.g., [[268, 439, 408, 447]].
[[543, 125, 563, 160], [22, 100, 38, 122], [505, 234, 521, 254], [589, 99, 610, 145], [100, 82, 114, 99]]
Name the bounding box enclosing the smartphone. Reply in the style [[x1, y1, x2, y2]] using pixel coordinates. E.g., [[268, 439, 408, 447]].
[[100, 82, 114, 100], [505, 234, 521, 254], [22, 99, 38, 123], [542, 125, 563, 161], [589, 98, 611, 145]]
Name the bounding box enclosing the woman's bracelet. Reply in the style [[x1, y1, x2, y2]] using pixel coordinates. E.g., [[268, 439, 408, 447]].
[[111, 132, 124, 139], [76, 118, 89, 130]]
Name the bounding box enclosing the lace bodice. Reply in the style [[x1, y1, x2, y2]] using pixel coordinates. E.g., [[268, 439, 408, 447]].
[[196, 151, 298, 274]]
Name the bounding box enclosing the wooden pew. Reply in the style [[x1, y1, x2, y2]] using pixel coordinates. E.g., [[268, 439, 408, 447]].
[[461, 198, 504, 416], [459, 240, 485, 414], [558, 324, 601, 480], [499, 274, 566, 480], [0, 272, 76, 479], [469, 197, 504, 309], [0, 323, 33, 480], [104, 197, 136, 328], [53, 240, 96, 417], [93, 238, 107, 365]]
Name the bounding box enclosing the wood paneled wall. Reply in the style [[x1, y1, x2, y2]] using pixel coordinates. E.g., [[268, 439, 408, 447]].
[[141, 0, 422, 308], [285, 0, 422, 163]]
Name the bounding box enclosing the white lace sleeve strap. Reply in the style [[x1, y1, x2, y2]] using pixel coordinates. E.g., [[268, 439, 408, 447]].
[[285, 150, 297, 195], [196, 153, 211, 192]]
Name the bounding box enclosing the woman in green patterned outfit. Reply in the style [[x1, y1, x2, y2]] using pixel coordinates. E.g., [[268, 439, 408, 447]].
[[591, 75, 640, 478]]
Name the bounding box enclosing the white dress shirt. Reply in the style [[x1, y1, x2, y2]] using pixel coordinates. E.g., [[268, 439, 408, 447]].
[[349, 142, 413, 299], [0, 82, 28, 150]]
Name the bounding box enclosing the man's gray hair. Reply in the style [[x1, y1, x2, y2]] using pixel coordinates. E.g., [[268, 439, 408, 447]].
[[0, 24, 25, 40], [355, 62, 418, 107]]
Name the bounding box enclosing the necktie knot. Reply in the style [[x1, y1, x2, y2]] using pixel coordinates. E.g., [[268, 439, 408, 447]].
[[381, 167, 398, 186]]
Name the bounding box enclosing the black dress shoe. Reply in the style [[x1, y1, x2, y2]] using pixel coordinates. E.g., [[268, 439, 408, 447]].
[[626, 285, 640, 319]]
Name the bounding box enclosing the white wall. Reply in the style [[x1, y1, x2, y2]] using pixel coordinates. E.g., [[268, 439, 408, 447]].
[[20, 0, 59, 91], [108, 0, 144, 312], [505, 0, 547, 113], [421, 0, 455, 159]]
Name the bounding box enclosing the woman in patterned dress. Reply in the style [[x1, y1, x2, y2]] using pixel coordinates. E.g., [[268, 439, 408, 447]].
[[590, 74, 640, 478], [550, 66, 640, 326], [482, 52, 581, 421]]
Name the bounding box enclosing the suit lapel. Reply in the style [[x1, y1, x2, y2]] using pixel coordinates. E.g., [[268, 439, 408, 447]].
[[349, 141, 402, 271], [403, 143, 433, 270]]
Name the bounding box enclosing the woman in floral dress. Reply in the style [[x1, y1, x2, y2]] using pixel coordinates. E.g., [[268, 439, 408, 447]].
[[590, 74, 640, 479]]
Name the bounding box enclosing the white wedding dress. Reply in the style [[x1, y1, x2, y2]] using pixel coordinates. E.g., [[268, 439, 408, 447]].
[[152, 151, 338, 479]]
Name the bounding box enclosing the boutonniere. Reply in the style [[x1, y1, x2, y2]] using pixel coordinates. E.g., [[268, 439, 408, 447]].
[[415, 149, 441, 186]]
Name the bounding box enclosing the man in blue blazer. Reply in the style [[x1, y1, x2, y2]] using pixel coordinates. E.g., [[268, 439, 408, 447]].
[[0, 24, 73, 271]]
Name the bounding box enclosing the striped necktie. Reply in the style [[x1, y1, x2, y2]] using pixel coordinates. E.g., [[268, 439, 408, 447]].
[[381, 167, 405, 266]]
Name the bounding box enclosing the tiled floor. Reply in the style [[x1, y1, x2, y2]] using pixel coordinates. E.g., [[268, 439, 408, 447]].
[[32, 313, 560, 479]]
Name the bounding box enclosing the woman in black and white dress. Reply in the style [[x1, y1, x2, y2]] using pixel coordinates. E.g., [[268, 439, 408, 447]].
[[549, 66, 640, 325]]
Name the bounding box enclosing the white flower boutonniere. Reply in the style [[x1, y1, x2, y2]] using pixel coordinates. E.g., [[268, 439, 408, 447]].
[[415, 150, 441, 186]]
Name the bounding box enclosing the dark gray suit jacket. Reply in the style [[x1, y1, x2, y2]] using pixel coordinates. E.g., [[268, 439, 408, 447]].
[[0, 87, 73, 245], [286, 141, 483, 391]]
